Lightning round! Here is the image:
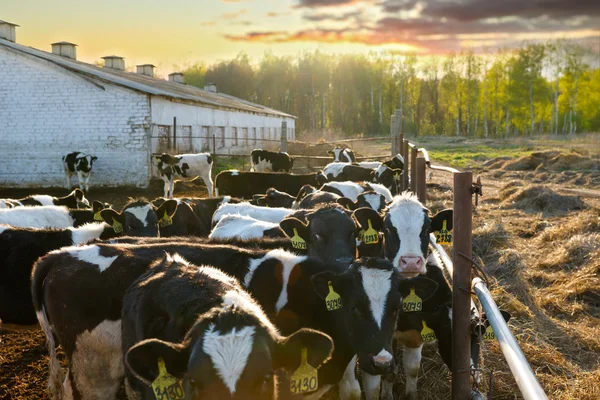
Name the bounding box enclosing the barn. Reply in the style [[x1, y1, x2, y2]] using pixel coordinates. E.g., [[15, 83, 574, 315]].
[[0, 20, 296, 188]]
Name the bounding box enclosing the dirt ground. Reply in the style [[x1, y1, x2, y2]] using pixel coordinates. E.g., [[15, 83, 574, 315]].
[[1, 137, 599, 399]]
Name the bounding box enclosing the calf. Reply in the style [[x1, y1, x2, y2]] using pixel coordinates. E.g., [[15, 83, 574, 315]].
[[209, 214, 284, 241], [322, 163, 375, 183], [215, 170, 328, 199], [181, 196, 241, 235], [328, 146, 355, 163], [63, 152, 97, 193], [374, 165, 402, 195], [262, 188, 296, 208], [151, 198, 206, 237], [123, 254, 333, 400], [356, 191, 387, 213], [155, 153, 214, 198], [0, 189, 88, 209], [321, 181, 393, 202], [382, 154, 404, 170], [251, 149, 295, 172]]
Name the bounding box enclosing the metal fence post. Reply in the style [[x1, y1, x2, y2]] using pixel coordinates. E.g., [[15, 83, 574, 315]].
[[410, 147, 418, 192], [281, 121, 288, 153], [416, 156, 426, 203], [452, 171, 473, 400], [391, 114, 397, 156]]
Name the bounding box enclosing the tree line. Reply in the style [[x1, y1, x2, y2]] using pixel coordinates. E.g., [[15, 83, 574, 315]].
[[178, 41, 600, 138]]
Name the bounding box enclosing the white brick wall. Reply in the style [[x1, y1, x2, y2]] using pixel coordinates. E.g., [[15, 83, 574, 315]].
[[0, 46, 151, 188]]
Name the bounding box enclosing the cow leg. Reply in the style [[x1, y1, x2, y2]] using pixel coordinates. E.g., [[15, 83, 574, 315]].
[[76, 171, 84, 192], [362, 372, 382, 400], [169, 179, 175, 199], [70, 320, 124, 400], [162, 176, 170, 198], [403, 344, 423, 400], [65, 171, 73, 190], [338, 355, 361, 400], [202, 172, 214, 198], [83, 173, 91, 193]]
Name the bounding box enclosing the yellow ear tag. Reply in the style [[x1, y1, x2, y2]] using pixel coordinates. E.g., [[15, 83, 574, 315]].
[[159, 210, 173, 228], [435, 220, 452, 245], [112, 218, 123, 234], [151, 357, 185, 400], [483, 325, 496, 341], [363, 219, 379, 245], [325, 281, 343, 311], [290, 348, 319, 394], [402, 288, 422, 312], [420, 321, 436, 342], [93, 211, 103, 221], [358, 229, 365, 242], [291, 228, 307, 250]]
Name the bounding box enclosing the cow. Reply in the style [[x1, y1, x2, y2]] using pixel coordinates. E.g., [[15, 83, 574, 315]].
[[261, 188, 296, 208], [322, 163, 375, 183], [154, 153, 214, 199], [0, 189, 88, 209], [33, 242, 437, 400], [374, 165, 402, 195], [0, 205, 97, 228], [180, 196, 242, 235], [63, 152, 97, 193], [123, 253, 334, 400], [209, 214, 285, 241], [382, 154, 404, 170], [251, 149, 295, 172], [151, 198, 206, 237], [294, 190, 352, 210], [355, 191, 388, 213], [215, 170, 328, 199], [320, 181, 393, 202], [213, 202, 294, 225], [328, 146, 355, 163]]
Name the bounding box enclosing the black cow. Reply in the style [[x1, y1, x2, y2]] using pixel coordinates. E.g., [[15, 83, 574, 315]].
[[215, 170, 328, 199], [262, 188, 296, 208], [251, 149, 295, 172], [123, 254, 333, 399], [328, 146, 355, 163], [63, 152, 97, 193]]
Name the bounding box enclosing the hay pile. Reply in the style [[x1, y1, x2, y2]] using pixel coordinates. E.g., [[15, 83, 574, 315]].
[[502, 185, 586, 215]]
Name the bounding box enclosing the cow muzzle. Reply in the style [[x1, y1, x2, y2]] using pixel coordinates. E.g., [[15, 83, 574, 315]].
[[399, 256, 425, 274], [369, 349, 395, 374]]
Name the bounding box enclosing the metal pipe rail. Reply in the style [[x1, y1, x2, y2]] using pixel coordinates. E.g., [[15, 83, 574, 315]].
[[418, 147, 461, 174], [473, 278, 548, 400]]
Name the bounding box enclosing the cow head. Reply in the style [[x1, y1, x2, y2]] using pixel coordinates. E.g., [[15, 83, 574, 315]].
[[280, 204, 357, 265], [382, 193, 453, 277], [263, 188, 295, 208], [356, 191, 387, 213], [312, 258, 438, 375], [75, 154, 97, 174], [54, 189, 88, 208], [100, 198, 178, 237], [374, 165, 402, 195]]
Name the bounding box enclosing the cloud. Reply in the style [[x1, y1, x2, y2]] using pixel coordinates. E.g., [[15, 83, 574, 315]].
[[379, 0, 418, 13], [303, 10, 363, 22], [267, 11, 293, 17], [295, 0, 373, 8], [222, 9, 249, 19]]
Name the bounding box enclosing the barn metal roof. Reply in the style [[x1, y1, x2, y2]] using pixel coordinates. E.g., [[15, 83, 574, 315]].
[[0, 38, 295, 118]]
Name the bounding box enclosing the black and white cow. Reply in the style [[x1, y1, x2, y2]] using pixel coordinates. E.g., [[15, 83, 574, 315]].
[[155, 153, 214, 198], [33, 242, 436, 400], [0, 205, 96, 228], [382, 154, 404, 170], [209, 214, 285, 241], [374, 165, 402, 196], [63, 152, 97, 193], [123, 253, 334, 400], [0, 189, 88, 209], [251, 149, 295, 172], [151, 198, 207, 237], [213, 202, 294, 225], [180, 196, 242, 236], [320, 181, 393, 203], [322, 163, 376, 183], [328, 146, 355, 163], [215, 170, 328, 199]]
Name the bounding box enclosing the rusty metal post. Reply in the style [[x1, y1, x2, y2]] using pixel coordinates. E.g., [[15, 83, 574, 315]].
[[452, 171, 473, 400], [416, 156, 426, 204], [403, 140, 409, 190], [410, 147, 418, 193], [281, 121, 288, 153], [391, 114, 397, 156]]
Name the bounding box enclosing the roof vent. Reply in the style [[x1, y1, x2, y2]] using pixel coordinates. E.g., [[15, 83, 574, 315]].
[[102, 56, 125, 71], [204, 83, 217, 93], [51, 42, 77, 60], [0, 20, 19, 43], [136, 64, 156, 77], [168, 72, 184, 84]]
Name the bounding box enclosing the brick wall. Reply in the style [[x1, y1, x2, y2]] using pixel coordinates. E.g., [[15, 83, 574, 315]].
[[0, 46, 151, 188]]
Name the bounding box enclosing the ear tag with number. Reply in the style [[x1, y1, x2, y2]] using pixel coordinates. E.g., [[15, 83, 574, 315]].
[[483, 325, 496, 341], [112, 218, 123, 234], [159, 210, 173, 228], [93, 211, 103, 221], [357, 229, 365, 242], [151, 357, 185, 400], [325, 281, 343, 311], [420, 321, 436, 342], [290, 348, 319, 394], [435, 220, 452, 245], [402, 288, 422, 312], [291, 228, 307, 250], [363, 219, 379, 245]]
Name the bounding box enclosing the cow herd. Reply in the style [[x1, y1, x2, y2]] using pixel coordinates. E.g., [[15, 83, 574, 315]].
[[0, 146, 508, 400]]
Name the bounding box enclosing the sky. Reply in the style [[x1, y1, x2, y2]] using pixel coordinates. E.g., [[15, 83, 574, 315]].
[[3, 0, 599, 75]]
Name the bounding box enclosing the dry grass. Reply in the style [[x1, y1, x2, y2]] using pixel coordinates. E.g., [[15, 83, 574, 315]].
[[502, 185, 586, 215]]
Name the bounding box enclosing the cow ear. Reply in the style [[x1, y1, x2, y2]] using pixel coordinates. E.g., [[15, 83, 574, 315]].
[[92, 201, 105, 213], [100, 209, 125, 230], [311, 271, 344, 300], [431, 209, 453, 231], [280, 217, 309, 243], [92, 156, 98, 161], [274, 328, 334, 372], [126, 339, 188, 385], [336, 197, 355, 211], [73, 189, 85, 201], [399, 276, 438, 303], [156, 199, 178, 218], [352, 207, 383, 232]]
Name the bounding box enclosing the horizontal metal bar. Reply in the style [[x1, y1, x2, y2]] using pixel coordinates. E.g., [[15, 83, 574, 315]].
[[472, 278, 548, 400]]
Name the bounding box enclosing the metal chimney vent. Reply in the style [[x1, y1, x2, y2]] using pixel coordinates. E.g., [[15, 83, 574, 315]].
[[168, 72, 184, 83], [136, 64, 156, 77], [51, 42, 77, 60], [0, 20, 19, 43], [102, 56, 125, 71]]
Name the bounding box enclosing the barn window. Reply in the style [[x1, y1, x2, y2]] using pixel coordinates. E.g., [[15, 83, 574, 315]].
[[252, 128, 257, 145], [232, 127, 238, 146], [157, 125, 171, 153], [179, 126, 192, 152], [216, 127, 225, 148], [242, 128, 249, 146]]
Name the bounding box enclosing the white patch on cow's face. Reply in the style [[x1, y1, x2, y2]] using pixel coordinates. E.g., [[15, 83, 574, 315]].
[[67, 245, 118, 272], [202, 325, 256, 394], [360, 267, 393, 328], [361, 193, 383, 211], [387, 193, 427, 273], [31, 195, 55, 206], [124, 204, 153, 227], [332, 148, 343, 162], [69, 223, 107, 245]]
